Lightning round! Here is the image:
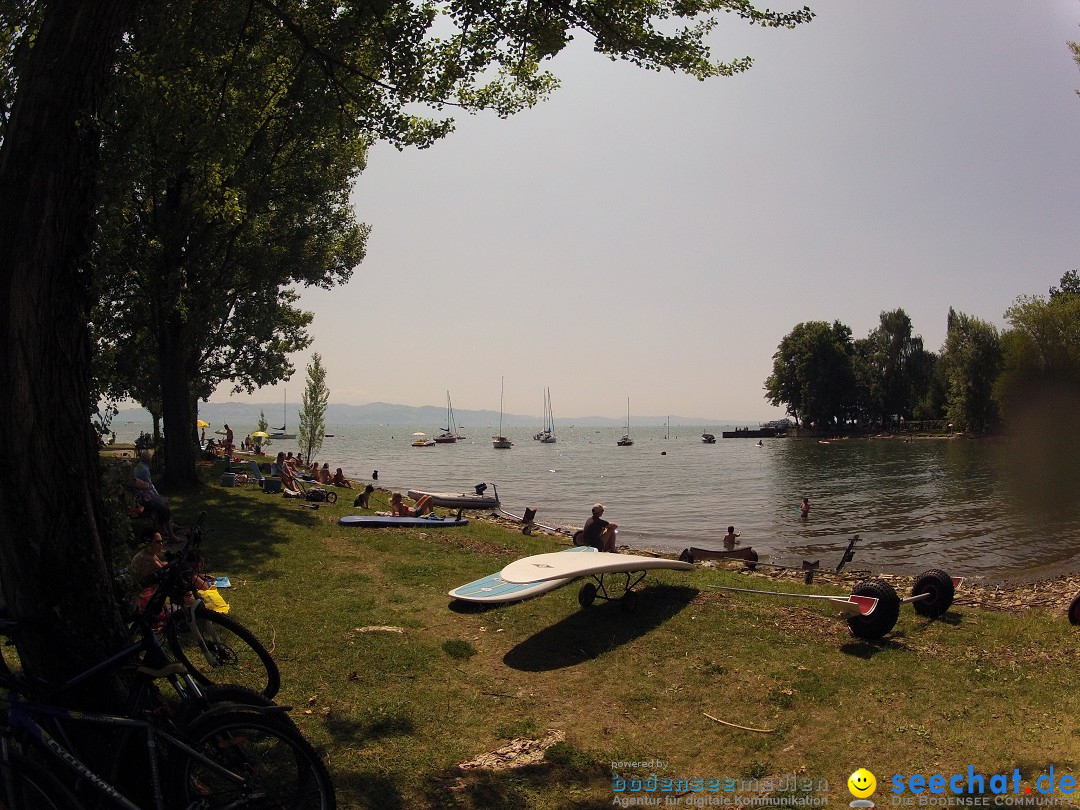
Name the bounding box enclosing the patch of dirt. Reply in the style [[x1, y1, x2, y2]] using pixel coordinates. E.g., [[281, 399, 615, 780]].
[[456, 730, 566, 772]]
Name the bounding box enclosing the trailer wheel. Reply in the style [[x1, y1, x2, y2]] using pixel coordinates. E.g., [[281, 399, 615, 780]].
[[1068, 593, 1080, 626], [911, 569, 954, 618], [847, 579, 900, 640], [578, 583, 597, 608], [621, 590, 638, 613]]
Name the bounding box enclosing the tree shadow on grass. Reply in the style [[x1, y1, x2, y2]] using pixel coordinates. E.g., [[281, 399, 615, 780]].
[[502, 584, 697, 672], [332, 770, 408, 809]]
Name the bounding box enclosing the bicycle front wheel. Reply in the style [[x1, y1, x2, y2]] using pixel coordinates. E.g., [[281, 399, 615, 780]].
[[165, 605, 281, 699], [173, 711, 335, 809], [2, 751, 87, 809]]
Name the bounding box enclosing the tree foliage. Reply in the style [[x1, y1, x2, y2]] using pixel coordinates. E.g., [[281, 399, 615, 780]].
[[854, 309, 928, 424], [764, 320, 856, 427], [940, 308, 1001, 433], [995, 280, 1080, 418], [0, 0, 815, 696], [92, 2, 371, 486], [298, 353, 329, 464]]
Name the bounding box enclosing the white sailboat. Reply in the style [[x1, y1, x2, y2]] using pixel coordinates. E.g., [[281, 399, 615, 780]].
[[271, 389, 296, 439], [435, 391, 464, 443], [539, 388, 556, 443], [617, 398, 633, 446], [492, 377, 513, 449]]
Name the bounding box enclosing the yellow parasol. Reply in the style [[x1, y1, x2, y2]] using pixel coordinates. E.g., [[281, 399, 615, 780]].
[[197, 419, 210, 428], [251, 431, 270, 439]]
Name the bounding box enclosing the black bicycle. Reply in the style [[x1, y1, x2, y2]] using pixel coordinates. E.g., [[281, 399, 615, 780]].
[[0, 614, 334, 808], [151, 515, 281, 699]]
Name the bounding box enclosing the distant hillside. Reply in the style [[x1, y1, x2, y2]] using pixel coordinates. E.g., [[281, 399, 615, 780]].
[[114, 401, 746, 429]]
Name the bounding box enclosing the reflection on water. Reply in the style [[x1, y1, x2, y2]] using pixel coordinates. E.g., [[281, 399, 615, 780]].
[[115, 420, 1080, 579]]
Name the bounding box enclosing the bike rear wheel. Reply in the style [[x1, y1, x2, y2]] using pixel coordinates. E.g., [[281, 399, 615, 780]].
[[2, 751, 86, 809], [165, 605, 281, 699], [173, 711, 335, 809]]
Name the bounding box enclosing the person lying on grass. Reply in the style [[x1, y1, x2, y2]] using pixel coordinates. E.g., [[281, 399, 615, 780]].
[[390, 492, 434, 517]]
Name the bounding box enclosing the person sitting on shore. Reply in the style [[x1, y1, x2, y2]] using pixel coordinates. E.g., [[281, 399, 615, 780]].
[[132, 450, 179, 541], [130, 528, 167, 584], [319, 463, 332, 485], [390, 492, 434, 517], [583, 503, 618, 553], [723, 526, 741, 550], [280, 470, 303, 498], [272, 451, 287, 477], [333, 468, 352, 488]]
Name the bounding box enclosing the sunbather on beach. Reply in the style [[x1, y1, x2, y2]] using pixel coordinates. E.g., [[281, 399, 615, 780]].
[[333, 468, 352, 488], [390, 492, 434, 517]]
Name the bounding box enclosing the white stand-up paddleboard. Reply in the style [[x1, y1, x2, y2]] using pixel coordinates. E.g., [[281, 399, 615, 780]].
[[500, 552, 693, 584], [448, 546, 597, 604]]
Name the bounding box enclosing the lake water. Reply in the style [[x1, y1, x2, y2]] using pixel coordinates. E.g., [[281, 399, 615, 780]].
[[114, 420, 1080, 580]]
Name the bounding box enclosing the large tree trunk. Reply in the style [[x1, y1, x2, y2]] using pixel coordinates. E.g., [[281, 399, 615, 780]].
[[159, 311, 200, 487], [0, 0, 135, 696]]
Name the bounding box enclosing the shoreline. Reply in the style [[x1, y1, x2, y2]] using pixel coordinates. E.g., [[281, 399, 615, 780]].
[[108, 446, 1080, 609], [478, 510, 1080, 618]]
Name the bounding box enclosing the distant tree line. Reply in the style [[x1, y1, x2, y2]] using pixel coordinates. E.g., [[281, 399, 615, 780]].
[[764, 271, 1080, 435]]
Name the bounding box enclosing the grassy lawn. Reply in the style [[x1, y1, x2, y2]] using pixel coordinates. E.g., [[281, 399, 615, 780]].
[[165, 465, 1080, 809]]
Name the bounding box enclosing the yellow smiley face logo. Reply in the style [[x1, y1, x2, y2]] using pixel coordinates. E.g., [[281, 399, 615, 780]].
[[848, 768, 877, 798]]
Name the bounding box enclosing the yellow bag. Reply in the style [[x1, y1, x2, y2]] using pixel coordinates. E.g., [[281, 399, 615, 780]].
[[198, 587, 230, 614]]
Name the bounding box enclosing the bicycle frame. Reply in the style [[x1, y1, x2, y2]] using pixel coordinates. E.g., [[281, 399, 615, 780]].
[[3, 688, 257, 810]]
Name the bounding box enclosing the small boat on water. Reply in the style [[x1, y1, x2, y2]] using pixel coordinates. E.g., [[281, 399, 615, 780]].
[[534, 387, 556, 443], [411, 432, 435, 447], [616, 398, 633, 446], [435, 391, 464, 443], [270, 389, 296, 439], [701, 433, 716, 444], [492, 377, 513, 449]]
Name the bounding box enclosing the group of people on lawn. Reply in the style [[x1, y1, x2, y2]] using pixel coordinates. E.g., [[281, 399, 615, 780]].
[[270, 451, 352, 496]]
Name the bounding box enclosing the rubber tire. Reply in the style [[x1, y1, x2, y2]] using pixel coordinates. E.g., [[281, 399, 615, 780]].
[[325, 491, 337, 504], [166, 605, 281, 699], [621, 590, 638, 613], [173, 683, 287, 730], [172, 710, 335, 809], [1, 752, 85, 809], [578, 583, 597, 608], [847, 579, 901, 640], [1069, 593, 1080, 626], [911, 569, 955, 618]]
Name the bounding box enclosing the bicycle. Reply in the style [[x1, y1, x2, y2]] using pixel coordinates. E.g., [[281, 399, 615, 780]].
[[150, 515, 281, 699], [0, 616, 335, 809]]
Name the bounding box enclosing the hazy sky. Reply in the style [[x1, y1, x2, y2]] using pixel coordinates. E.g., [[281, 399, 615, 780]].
[[213, 0, 1080, 422]]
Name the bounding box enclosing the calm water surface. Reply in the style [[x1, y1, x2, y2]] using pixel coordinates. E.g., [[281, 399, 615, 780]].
[[116, 421, 1080, 579]]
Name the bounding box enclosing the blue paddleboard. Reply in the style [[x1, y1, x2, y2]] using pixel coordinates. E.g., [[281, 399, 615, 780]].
[[339, 515, 469, 528], [448, 546, 596, 604]]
